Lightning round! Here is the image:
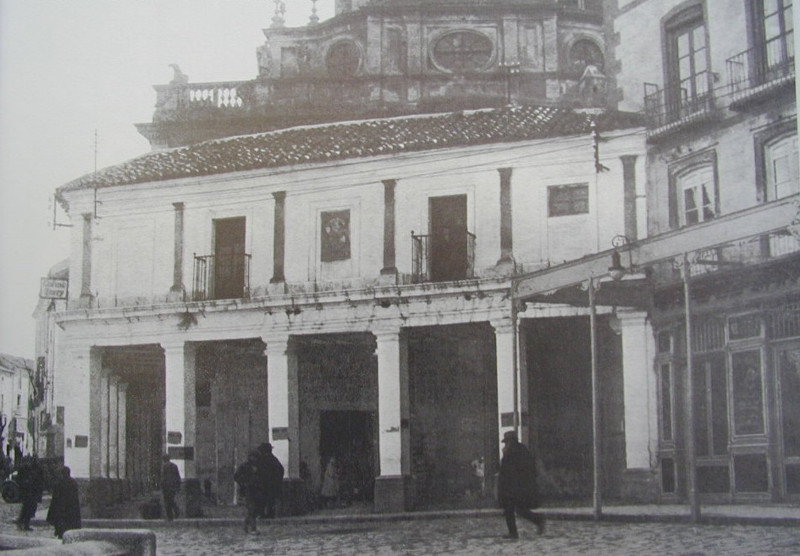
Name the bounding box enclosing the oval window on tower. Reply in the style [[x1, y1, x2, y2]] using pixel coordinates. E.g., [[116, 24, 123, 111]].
[[432, 31, 494, 73], [326, 40, 361, 77]]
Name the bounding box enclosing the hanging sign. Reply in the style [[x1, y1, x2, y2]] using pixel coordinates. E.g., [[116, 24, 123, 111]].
[[39, 278, 68, 299]]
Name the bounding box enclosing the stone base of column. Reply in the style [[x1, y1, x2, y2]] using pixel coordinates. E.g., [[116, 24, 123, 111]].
[[76, 293, 94, 309], [167, 286, 186, 303], [373, 475, 414, 513], [378, 267, 398, 286], [493, 257, 517, 277], [620, 468, 660, 503], [280, 478, 310, 516], [268, 281, 287, 295]]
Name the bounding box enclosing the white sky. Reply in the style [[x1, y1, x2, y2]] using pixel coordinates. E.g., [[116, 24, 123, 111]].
[[0, 1, 335, 359]]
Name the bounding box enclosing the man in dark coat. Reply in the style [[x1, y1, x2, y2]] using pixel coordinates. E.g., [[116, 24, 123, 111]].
[[256, 442, 285, 518], [46, 466, 81, 538], [234, 451, 262, 533], [497, 430, 545, 539], [160, 454, 182, 521], [15, 456, 44, 531]]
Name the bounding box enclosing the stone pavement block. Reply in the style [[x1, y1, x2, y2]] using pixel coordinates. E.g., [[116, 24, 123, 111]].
[[63, 528, 156, 556]]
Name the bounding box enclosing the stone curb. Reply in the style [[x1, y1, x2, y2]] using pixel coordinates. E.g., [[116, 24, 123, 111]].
[[33, 507, 800, 529]]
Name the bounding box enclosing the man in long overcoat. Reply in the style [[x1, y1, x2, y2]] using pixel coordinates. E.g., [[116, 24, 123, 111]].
[[15, 456, 44, 531], [46, 465, 81, 538], [160, 454, 182, 521], [497, 430, 546, 539], [256, 442, 285, 518], [234, 451, 262, 533]]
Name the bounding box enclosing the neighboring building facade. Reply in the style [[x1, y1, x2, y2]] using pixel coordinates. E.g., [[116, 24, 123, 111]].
[[608, 0, 799, 504], [0, 354, 35, 459], [515, 0, 798, 506]]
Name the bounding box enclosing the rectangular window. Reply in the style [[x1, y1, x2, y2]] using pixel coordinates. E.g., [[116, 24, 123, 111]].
[[761, 0, 794, 72], [678, 166, 715, 226], [320, 210, 351, 262], [694, 355, 729, 457], [766, 135, 799, 200], [548, 183, 589, 217], [665, 6, 709, 118]]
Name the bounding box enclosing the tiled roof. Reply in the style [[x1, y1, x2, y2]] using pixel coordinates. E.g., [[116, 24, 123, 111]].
[[58, 105, 644, 195], [0, 354, 33, 374]]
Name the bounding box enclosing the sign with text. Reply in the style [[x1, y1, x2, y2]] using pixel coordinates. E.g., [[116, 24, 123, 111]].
[[39, 278, 68, 299]]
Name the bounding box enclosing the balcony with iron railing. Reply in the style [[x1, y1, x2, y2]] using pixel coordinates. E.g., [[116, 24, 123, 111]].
[[411, 231, 476, 284], [726, 34, 795, 110], [643, 79, 716, 141], [192, 253, 251, 301]]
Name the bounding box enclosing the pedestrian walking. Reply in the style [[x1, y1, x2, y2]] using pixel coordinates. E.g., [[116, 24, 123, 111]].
[[160, 454, 182, 521], [46, 465, 81, 538], [256, 442, 284, 519], [320, 455, 340, 509], [497, 430, 545, 539], [234, 451, 262, 533], [15, 456, 44, 531]]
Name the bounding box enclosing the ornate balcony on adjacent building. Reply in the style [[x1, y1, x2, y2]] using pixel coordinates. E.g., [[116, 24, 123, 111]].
[[643, 81, 716, 142], [726, 35, 795, 111], [192, 253, 251, 301], [411, 231, 476, 284]]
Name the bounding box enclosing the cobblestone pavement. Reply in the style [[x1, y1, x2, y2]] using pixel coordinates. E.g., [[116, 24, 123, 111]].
[[2, 503, 800, 555], [144, 517, 800, 555]]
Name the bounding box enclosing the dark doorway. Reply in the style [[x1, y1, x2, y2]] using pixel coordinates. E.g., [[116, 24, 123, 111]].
[[429, 195, 468, 282], [319, 410, 376, 501], [213, 217, 246, 299]]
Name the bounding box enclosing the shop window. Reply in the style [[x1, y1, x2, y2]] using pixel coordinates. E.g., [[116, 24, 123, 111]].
[[694, 355, 729, 457], [431, 31, 494, 73], [728, 314, 763, 341], [660, 363, 674, 442], [697, 465, 730, 493], [548, 183, 589, 217], [731, 350, 765, 436]]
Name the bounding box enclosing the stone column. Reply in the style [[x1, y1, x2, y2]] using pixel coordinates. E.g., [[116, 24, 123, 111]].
[[162, 341, 197, 478], [492, 318, 517, 455], [99, 371, 110, 477], [497, 168, 514, 268], [271, 192, 287, 286], [169, 202, 185, 301], [264, 335, 299, 477], [118, 382, 128, 480], [379, 179, 398, 284], [108, 375, 120, 479], [516, 317, 530, 444], [619, 310, 657, 470], [374, 328, 410, 512]]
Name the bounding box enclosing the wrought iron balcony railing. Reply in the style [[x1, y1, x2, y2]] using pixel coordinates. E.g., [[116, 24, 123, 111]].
[[411, 231, 476, 284], [643, 81, 715, 137], [726, 34, 795, 105], [192, 253, 251, 301]]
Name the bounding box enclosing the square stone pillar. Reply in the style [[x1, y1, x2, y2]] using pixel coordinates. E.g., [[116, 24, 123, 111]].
[[59, 345, 93, 478], [374, 328, 411, 512], [99, 370, 110, 478], [118, 383, 128, 480], [619, 310, 657, 469], [162, 341, 197, 478], [492, 318, 517, 456], [108, 375, 120, 479], [264, 335, 299, 478]]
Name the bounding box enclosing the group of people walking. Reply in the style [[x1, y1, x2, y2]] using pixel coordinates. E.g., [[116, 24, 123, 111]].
[[234, 442, 285, 533], [12, 455, 81, 539]]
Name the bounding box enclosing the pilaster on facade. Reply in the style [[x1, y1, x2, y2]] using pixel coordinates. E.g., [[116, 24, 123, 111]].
[[617, 310, 657, 470], [161, 340, 197, 478], [262, 334, 299, 478]]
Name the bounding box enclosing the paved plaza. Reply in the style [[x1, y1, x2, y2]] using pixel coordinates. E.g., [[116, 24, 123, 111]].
[[2, 500, 800, 555]]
